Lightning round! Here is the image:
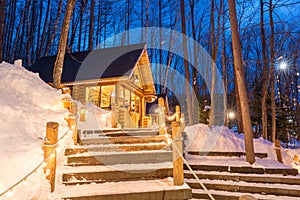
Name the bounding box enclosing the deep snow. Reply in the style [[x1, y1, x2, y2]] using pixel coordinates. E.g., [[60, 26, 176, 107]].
[[0, 61, 69, 198], [184, 124, 300, 169]]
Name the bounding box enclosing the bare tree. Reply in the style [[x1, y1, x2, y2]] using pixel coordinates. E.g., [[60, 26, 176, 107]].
[[220, 0, 228, 126], [44, 0, 63, 56], [260, 0, 269, 140], [88, 0, 95, 50], [78, 0, 87, 51], [0, 0, 5, 62], [228, 0, 255, 164], [180, 0, 193, 125], [269, 0, 276, 143], [37, 0, 51, 60], [210, 0, 216, 125], [53, 0, 76, 89]]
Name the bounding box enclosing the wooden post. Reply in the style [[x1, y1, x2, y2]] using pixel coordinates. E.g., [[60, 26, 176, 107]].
[[158, 97, 165, 135], [79, 108, 86, 122], [61, 87, 71, 94], [141, 97, 145, 127], [275, 140, 283, 163], [63, 98, 72, 111], [43, 122, 59, 192], [171, 121, 184, 186], [70, 102, 78, 116], [175, 105, 181, 122], [70, 102, 78, 144], [294, 155, 299, 164], [69, 116, 78, 144]]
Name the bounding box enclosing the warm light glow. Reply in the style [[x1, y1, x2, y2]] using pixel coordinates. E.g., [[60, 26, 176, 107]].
[[297, 72, 299, 76], [279, 62, 288, 70], [49, 153, 55, 159], [46, 169, 51, 176], [228, 111, 236, 120], [7, 190, 14, 197]]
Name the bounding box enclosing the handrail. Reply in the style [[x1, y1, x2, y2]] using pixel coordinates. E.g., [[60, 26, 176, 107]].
[[0, 129, 71, 198]]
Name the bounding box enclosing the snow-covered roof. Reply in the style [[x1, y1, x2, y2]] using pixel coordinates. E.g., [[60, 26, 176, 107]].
[[28, 44, 148, 84]]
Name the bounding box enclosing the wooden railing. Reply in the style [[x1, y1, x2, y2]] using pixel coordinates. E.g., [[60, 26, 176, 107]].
[[156, 97, 185, 186], [43, 97, 79, 192]]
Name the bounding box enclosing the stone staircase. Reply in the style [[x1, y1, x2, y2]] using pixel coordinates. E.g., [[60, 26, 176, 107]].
[[54, 129, 192, 199], [184, 151, 300, 200]]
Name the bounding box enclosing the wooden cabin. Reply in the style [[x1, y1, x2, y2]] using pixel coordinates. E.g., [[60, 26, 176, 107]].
[[29, 44, 156, 128]]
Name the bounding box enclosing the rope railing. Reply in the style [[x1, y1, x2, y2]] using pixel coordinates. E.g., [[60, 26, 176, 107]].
[[276, 140, 299, 165], [0, 129, 72, 198], [0, 97, 78, 198], [172, 143, 216, 200], [170, 121, 215, 200]]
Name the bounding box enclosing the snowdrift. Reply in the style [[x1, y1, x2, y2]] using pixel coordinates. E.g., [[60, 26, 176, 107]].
[[184, 124, 299, 168], [0, 61, 69, 198]]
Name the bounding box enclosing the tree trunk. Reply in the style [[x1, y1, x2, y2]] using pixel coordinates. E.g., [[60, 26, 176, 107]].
[[88, 0, 95, 50], [36, 0, 43, 59], [0, 0, 6, 62], [53, 0, 76, 89], [234, 72, 244, 133], [190, 0, 199, 123], [44, 0, 63, 56], [260, 0, 269, 140], [228, 0, 255, 164], [37, 0, 51, 60], [210, 0, 216, 125], [78, 0, 87, 52], [180, 0, 193, 126], [159, 0, 163, 93], [269, 0, 276, 143], [221, 0, 228, 127]]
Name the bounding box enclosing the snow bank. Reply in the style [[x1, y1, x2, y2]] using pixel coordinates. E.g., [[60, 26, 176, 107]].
[[77, 102, 112, 132], [184, 124, 298, 168], [0, 61, 69, 198]]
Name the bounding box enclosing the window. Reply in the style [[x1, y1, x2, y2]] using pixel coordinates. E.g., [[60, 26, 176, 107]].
[[85, 85, 115, 109], [100, 85, 115, 108]]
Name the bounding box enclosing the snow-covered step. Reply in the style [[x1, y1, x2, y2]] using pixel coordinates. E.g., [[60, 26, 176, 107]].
[[184, 170, 300, 185], [79, 129, 160, 137], [65, 142, 170, 156], [185, 178, 300, 198], [188, 151, 268, 158], [191, 189, 300, 200], [67, 150, 173, 166], [62, 164, 173, 185], [79, 135, 169, 145], [184, 164, 298, 176], [57, 178, 192, 200]]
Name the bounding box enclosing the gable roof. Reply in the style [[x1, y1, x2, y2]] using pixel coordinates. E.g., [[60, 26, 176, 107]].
[[28, 44, 147, 84]]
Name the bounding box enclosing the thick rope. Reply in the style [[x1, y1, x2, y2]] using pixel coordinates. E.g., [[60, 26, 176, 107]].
[[0, 130, 71, 197], [172, 142, 216, 200]]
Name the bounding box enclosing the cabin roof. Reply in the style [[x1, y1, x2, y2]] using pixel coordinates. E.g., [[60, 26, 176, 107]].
[[29, 44, 148, 84]]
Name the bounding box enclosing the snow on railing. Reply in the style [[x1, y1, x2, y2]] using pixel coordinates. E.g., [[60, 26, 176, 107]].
[[157, 97, 182, 134]]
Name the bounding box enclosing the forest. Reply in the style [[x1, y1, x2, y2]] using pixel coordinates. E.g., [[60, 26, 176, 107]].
[[0, 0, 299, 144]]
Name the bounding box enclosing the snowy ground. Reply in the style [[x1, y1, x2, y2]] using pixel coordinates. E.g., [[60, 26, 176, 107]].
[[0, 61, 69, 199], [0, 61, 299, 199], [184, 124, 300, 170]]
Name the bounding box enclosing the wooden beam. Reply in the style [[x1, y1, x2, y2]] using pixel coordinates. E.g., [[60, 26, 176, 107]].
[[172, 121, 184, 186]]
